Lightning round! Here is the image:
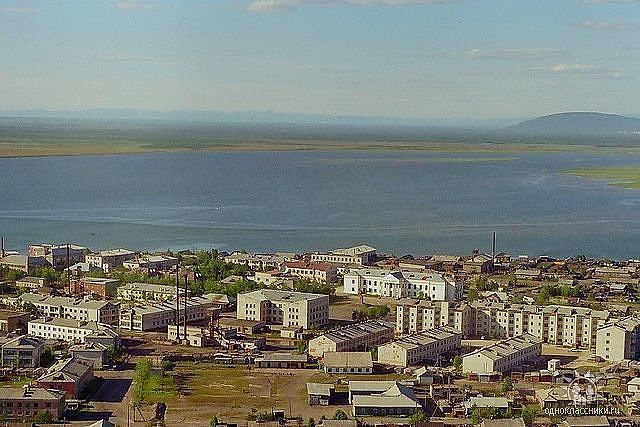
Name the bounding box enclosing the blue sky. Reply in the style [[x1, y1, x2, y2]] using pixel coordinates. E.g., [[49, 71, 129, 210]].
[[0, 0, 639, 121]]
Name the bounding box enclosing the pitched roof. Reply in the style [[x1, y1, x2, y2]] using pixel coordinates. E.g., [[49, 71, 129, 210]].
[[323, 352, 373, 368], [38, 357, 92, 383]]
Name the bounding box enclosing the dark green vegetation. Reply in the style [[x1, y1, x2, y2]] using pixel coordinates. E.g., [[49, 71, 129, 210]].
[[133, 358, 176, 404], [351, 305, 390, 321]]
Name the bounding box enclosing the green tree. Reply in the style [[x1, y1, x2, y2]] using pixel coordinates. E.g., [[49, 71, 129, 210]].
[[470, 406, 482, 425], [500, 377, 513, 394], [296, 339, 308, 354], [210, 415, 219, 427], [307, 417, 315, 427], [521, 405, 539, 425], [467, 287, 480, 303], [408, 410, 427, 425], [332, 409, 348, 420], [33, 411, 54, 423], [453, 355, 463, 373]]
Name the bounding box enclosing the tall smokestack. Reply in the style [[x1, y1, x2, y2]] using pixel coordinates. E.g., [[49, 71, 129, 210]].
[[0, 237, 4, 258], [183, 276, 188, 342], [175, 263, 180, 341], [492, 232, 496, 262]]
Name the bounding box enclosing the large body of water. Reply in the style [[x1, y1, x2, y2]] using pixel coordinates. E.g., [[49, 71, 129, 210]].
[[1, 150, 640, 259]]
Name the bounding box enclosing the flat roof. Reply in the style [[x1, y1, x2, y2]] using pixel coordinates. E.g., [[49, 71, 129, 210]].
[[317, 320, 394, 345], [323, 352, 373, 368], [239, 289, 327, 303]]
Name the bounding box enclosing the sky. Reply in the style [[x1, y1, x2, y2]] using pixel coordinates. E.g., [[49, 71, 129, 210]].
[[0, 0, 639, 121]]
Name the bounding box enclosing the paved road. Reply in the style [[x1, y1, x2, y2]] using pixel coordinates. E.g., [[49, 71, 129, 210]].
[[83, 367, 135, 426]]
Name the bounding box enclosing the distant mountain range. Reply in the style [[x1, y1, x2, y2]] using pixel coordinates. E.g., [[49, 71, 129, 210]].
[[505, 112, 640, 136]]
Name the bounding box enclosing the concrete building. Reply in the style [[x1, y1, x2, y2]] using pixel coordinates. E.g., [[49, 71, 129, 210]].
[[28, 317, 119, 345], [310, 244, 376, 267], [223, 252, 296, 270], [117, 282, 190, 301], [343, 268, 463, 300], [377, 326, 462, 368], [0, 387, 66, 421], [322, 352, 373, 374], [307, 383, 335, 406], [85, 248, 136, 272], [472, 302, 609, 350], [596, 316, 640, 361], [119, 294, 222, 331], [0, 310, 29, 333], [68, 277, 120, 298], [396, 299, 474, 336], [37, 357, 94, 399], [19, 293, 120, 326], [167, 324, 210, 347], [255, 353, 307, 368], [15, 276, 46, 292], [282, 261, 338, 284], [69, 341, 108, 369], [348, 381, 421, 416], [462, 334, 542, 375], [308, 320, 395, 358], [122, 254, 178, 271], [237, 289, 329, 329], [0, 335, 45, 368], [462, 253, 494, 274], [28, 243, 88, 270], [0, 254, 50, 273], [252, 270, 295, 288]]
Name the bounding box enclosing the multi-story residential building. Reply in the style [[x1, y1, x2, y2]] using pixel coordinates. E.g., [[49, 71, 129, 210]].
[[0, 335, 45, 368], [15, 276, 46, 292], [282, 261, 337, 284], [223, 252, 296, 270], [377, 326, 462, 368], [85, 248, 136, 272], [28, 244, 88, 270], [122, 254, 178, 271], [19, 293, 120, 326], [396, 300, 474, 336], [0, 387, 66, 421], [462, 334, 542, 375], [472, 302, 609, 350], [68, 277, 120, 298], [119, 294, 222, 331], [0, 310, 29, 333], [310, 244, 376, 267], [308, 320, 395, 358], [117, 282, 190, 301], [28, 317, 119, 345], [343, 268, 463, 300], [596, 316, 640, 361], [252, 270, 295, 288], [37, 357, 94, 399], [237, 289, 329, 329]]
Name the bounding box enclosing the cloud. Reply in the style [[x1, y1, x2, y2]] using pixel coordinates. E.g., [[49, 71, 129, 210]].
[[115, 1, 153, 10], [4, 7, 39, 13], [529, 63, 626, 79], [246, 0, 459, 12], [451, 48, 564, 60], [582, 20, 637, 31]]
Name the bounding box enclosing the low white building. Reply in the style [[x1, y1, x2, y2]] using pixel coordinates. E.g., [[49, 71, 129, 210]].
[[117, 282, 190, 302], [343, 268, 462, 300], [462, 334, 542, 375], [85, 248, 136, 271], [308, 320, 395, 358], [322, 352, 373, 374], [28, 317, 119, 345], [310, 245, 376, 267], [18, 293, 120, 326], [377, 326, 462, 368]]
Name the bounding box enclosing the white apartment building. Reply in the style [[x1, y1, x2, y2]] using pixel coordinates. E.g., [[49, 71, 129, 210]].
[[308, 320, 395, 358], [310, 244, 376, 267], [343, 268, 463, 300], [462, 334, 542, 375], [237, 289, 329, 329], [396, 300, 475, 336], [472, 302, 609, 350], [596, 316, 640, 361], [223, 252, 296, 270], [19, 293, 120, 326], [122, 255, 178, 271], [377, 326, 462, 368], [119, 294, 222, 331], [85, 249, 136, 271], [28, 317, 119, 344], [117, 282, 190, 302], [282, 261, 338, 284]]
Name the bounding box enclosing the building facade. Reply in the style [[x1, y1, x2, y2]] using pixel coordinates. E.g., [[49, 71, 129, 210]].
[[310, 245, 376, 267], [28, 317, 119, 345], [396, 299, 475, 336], [377, 326, 462, 368], [462, 334, 542, 375], [308, 320, 395, 358], [596, 316, 640, 361], [117, 282, 190, 301], [237, 289, 329, 329], [282, 261, 338, 284], [0, 387, 66, 421], [19, 293, 120, 326]]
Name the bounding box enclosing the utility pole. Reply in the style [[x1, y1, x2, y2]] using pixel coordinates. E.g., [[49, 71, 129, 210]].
[[183, 276, 188, 342]]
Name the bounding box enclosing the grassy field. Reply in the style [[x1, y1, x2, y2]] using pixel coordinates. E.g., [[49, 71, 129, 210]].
[[566, 166, 640, 190]]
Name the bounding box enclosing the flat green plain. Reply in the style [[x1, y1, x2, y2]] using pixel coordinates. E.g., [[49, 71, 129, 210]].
[[566, 166, 640, 190]]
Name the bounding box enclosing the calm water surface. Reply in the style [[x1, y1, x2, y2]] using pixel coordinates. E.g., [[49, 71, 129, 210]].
[[1, 150, 640, 259]]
